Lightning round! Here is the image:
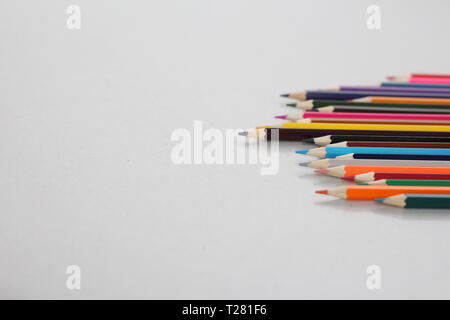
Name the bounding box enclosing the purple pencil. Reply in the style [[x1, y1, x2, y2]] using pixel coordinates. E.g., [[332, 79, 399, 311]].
[[281, 90, 450, 101], [338, 86, 450, 94]]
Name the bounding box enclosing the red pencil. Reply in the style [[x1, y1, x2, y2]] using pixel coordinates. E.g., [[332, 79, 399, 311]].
[[342, 172, 450, 183]]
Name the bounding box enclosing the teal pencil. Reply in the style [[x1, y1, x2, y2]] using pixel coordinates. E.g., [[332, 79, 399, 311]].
[[376, 193, 450, 208]]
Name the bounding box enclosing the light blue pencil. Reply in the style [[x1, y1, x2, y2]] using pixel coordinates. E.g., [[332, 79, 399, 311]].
[[296, 147, 450, 159]]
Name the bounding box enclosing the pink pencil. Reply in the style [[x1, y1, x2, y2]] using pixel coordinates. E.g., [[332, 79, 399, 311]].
[[388, 74, 450, 84], [302, 111, 450, 121]]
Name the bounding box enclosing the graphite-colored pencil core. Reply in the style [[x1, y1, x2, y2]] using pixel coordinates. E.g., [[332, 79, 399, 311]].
[[302, 138, 315, 144]]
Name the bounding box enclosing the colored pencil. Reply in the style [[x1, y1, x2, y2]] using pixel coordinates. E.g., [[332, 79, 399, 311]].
[[343, 172, 450, 183], [277, 111, 450, 122], [329, 141, 450, 149], [315, 185, 450, 200], [303, 111, 450, 121], [303, 135, 450, 146], [316, 105, 450, 114], [336, 153, 450, 161], [296, 147, 450, 159], [280, 122, 450, 132], [287, 100, 450, 110], [296, 117, 450, 125], [354, 97, 450, 105], [242, 128, 450, 141], [387, 74, 450, 84], [300, 159, 449, 170], [360, 179, 450, 186], [339, 86, 450, 94], [375, 194, 450, 209], [381, 82, 450, 89], [281, 90, 450, 101], [315, 165, 450, 178]]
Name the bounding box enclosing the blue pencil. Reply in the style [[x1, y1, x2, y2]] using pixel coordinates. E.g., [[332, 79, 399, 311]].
[[296, 147, 450, 159], [381, 82, 450, 89]]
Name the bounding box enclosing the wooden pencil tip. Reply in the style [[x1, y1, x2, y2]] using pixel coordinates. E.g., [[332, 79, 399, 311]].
[[238, 131, 248, 136], [315, 190, 328, 195], [275, 115, 287, 120], [314, 169, 328, 174]]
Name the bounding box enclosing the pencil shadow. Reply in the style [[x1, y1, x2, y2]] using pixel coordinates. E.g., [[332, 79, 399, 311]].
[[313, 198, 450, 221], [374, 206, 450, 221]]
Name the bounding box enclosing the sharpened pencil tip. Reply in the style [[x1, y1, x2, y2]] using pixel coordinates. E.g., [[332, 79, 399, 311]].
[[298, 162, 309, 167], [315, 190, 328, 195], [341, 176, 354, 181], [296, 150, 309, 155], [314, 169, 329, 174], [275, 115, 288, 120], [280, 93, 290, 98], [238, 131, 248, 136], [302, 138, 314, 144], [374, 198, 386, 203], [286, 103, 296, 107]]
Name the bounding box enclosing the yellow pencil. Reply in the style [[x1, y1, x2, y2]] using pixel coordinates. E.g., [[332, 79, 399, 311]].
[[255, 122, 450, 132]]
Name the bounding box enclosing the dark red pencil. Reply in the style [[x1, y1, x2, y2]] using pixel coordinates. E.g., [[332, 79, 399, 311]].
[[342, 172, 450, 183]]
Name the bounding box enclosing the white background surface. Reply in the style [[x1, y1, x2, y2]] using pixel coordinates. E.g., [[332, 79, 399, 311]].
[[2, 0, 450, 299]]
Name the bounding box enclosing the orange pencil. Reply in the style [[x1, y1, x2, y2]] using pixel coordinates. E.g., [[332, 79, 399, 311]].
[[315, 165, 450, 178], [354, 97, 450, 105], [316, 185, 450, 200]]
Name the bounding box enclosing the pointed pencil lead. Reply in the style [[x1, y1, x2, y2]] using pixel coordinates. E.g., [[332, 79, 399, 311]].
[[238, 131, 248, 136], [315, 190, 328, 195], [275, 115, 288, 120], [298, 162, 310, 167], [286, 103, 297, 107], [374, 198, 386, 203], [302, 138, 315, 144], [280, 93, 290, 98], [296, 150, 309, 155], [314, 169, 329, 174], [341, 176, 355, 181]]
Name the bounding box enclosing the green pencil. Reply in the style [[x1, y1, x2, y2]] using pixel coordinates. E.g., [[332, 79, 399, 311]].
[[359, 179, 450, 187], [375, 194, 450, 209], [286, 100, 450, 111]]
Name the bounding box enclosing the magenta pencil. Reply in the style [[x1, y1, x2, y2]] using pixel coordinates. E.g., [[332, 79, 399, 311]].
[[302, 111, 450, 121], [388, 74, 450, 85]]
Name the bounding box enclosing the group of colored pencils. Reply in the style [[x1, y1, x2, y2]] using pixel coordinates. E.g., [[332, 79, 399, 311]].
[[240, 73, 450, 209]]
